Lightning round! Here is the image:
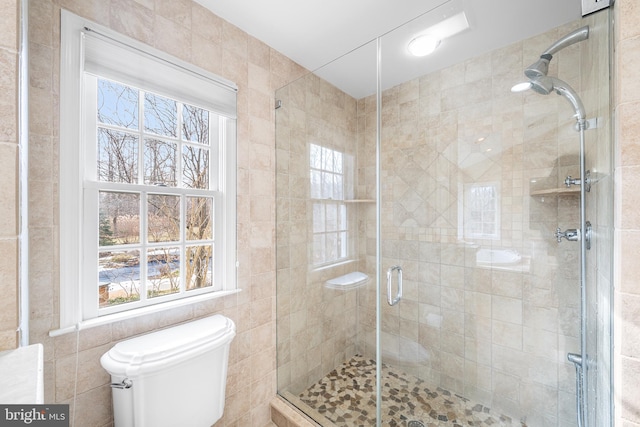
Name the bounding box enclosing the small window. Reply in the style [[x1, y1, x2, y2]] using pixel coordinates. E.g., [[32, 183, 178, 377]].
[[59, 11, 237, 328], [309, 144, 352, 267], [463, 182, 500, 240]]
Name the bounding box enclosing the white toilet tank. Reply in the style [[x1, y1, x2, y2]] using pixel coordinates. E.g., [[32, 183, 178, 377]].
[[100, 314, 235, 427]]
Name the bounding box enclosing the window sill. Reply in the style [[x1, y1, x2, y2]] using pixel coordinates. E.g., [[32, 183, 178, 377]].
[[49, 289, 241, 337]]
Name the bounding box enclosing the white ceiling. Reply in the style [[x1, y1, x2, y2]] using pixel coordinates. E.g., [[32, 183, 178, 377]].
[[194, 0, 582, 98]]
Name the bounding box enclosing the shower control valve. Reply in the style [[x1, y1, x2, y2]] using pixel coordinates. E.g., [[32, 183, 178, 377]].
[[564, 170, 591, 192], [564, 176, 581, 187], [555, 227, 580, 243]]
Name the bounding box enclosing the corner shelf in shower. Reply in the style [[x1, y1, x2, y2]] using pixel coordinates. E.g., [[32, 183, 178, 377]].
[[530, 187, 580, 196]]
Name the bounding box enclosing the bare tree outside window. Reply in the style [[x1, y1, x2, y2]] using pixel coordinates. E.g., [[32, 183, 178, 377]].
[[144, 92, 177, 137], [147, 194, 180, 242], [97, 79, 138, 129], [96, 78, 215, 308]]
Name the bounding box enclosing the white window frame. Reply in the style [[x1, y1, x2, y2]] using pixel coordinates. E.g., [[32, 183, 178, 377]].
[[462, 181, 501, 240], [58, 11, 238, 331], [309, 143, 354, 268]]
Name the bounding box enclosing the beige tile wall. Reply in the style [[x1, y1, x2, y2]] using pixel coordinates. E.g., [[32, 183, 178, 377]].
[[0, 0, 19, 351], [355, 20, 595, 426], [26, 0, 304, 426], [275, 73, 361, 395], [615, 1, 640, 426]]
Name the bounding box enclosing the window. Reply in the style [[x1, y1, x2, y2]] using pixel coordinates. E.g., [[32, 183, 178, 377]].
[[309, 143, 353, 266], [463, 182, 500, 240], [59, 11, 237, 328]]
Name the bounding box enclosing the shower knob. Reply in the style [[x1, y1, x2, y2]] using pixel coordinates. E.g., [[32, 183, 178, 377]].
[[555, 227, 580, 243]]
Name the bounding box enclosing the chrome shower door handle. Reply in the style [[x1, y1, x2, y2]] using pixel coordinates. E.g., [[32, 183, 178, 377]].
[[386, 265, 403, 306]]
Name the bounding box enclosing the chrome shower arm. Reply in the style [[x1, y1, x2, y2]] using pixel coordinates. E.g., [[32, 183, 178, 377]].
[[542, 26, 590, 57], [524, 26, 589, 79]]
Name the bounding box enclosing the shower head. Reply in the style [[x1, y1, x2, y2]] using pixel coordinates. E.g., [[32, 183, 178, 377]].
[[524, 26, 589, 79], [518, 26, 590, 122], [529, 76, 554, 95], [524, 54, 551, 79]]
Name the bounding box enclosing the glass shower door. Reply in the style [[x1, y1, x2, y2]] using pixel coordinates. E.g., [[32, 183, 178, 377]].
[[375, 6, 613, 427], [274, 39, 381, 426], [274, 5, 612, 426]]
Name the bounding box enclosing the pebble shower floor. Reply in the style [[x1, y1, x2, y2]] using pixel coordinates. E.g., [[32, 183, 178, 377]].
[[298, 355, 526, 427]]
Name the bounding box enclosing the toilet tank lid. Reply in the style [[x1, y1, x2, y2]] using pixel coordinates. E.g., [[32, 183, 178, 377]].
[[101, 314, 235, 375]]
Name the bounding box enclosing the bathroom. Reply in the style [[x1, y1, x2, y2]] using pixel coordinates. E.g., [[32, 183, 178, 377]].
[[1, 0, 639, 426]]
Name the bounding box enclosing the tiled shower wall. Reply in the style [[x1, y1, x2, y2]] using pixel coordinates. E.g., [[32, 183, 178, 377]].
[[273, 14, 615, 426], [354, 20, 594, 426], [275, 73, 361, 395], [615, 0, 640, 425], [26, 0, 304, 425], [0, 0, 20, 351]]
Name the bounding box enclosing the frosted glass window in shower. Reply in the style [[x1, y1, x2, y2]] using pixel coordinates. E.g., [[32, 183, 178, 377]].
[[310, 143, 350, 266], [463, 182, 500, 240]]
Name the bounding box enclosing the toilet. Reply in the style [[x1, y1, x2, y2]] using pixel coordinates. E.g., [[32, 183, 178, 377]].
[[100, 314, 236, 427]]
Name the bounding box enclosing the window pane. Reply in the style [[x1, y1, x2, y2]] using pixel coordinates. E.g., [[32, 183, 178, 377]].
[[148, 194, 180, 243], [97, 79, 138, 129], [464, 182, 499, 239], [144, 139, 177, 186], [182, 145, 210, 189], [182, 104, 209, 145], [186, 245, 213, 290], [339, 232, 348, 259], [333, 151, 343, 173], [484, 223, 495, 235], [321, 172, 333, 199], [310, 144, 321, 169], [326, 233, 338, 261], [310, 170, 322, 199], [186, 197, 213, 241], [333, 174, 343, 199], [339, 204, 347, 230], [313, 234, 325, 265], [322, 146, 333, 171], [147, 247, 180, 298], [99, 192, 140, 244], [144, 92, 177, 137], [326, 203, 337, 231], [98, 128, 138, 183], [99, 249, 141, 307], [312, 203, 325, 233]]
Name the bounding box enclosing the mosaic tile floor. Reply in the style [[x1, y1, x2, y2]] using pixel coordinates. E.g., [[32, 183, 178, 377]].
[[298, 355, 524, 427]]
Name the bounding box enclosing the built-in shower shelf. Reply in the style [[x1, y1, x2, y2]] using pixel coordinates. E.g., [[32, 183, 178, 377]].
[[343, 199, 376, 203], [530, 187, 580, 196]]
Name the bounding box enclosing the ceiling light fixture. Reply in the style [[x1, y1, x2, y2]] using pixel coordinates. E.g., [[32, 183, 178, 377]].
[[408, 34, 441, 56], [407, 10, 470, 57]]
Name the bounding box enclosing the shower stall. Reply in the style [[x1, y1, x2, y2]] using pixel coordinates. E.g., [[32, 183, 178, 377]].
[[275, 5, 613, 427]]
